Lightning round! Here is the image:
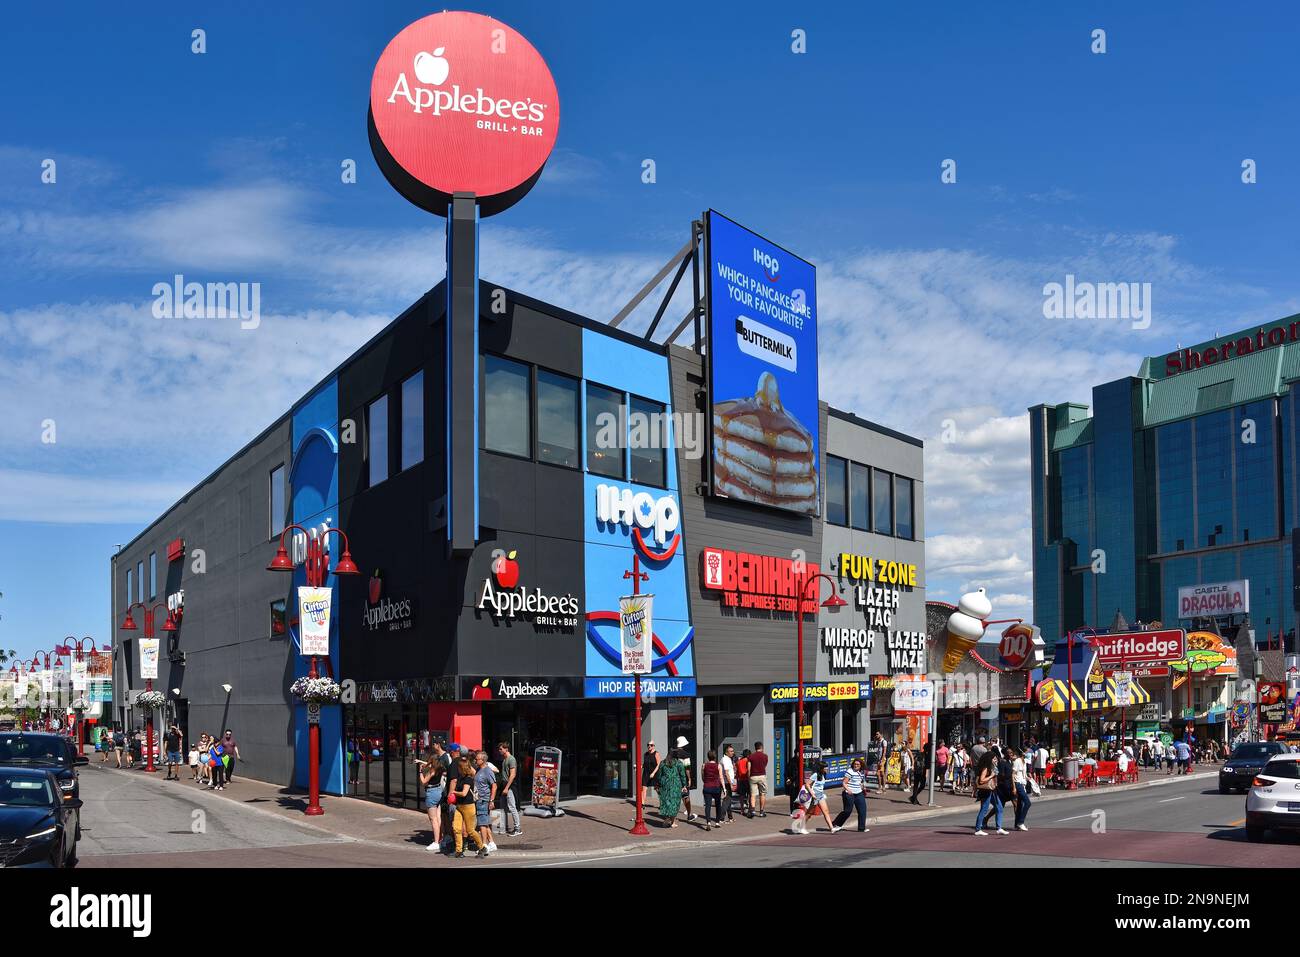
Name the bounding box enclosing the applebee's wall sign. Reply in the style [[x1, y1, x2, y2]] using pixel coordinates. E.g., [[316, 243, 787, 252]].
[[363, 569, 415, 633], [476, 548, 580, 628], [368, 10, 560, 216]]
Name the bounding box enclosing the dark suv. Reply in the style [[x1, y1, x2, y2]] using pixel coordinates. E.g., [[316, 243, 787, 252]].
[[0, 733, 86, 837], [1220, 741, 1291, 793]]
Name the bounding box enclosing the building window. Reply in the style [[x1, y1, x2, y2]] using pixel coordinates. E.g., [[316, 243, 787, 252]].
[[482, 355, 531, 458], [872, 469, 893, 535], [896, 477, 914, 540], [136, 561, 144, 602], [629, 396, 666, 487], [367, 394, 389, 487], [269, 464, 285, 538], [586, 382, 625, 478], [825, 455, 847, 526], [148, 552, 157, 600], [400, 370, 424, 471], [536, 369, 580, 468], [126, 568, 132, 607], [850, 462, 870, 531], [270, 599, 287, 638]]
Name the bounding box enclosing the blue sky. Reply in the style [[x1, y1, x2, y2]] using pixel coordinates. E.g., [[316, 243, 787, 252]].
[[3, 2, 1300, 661]]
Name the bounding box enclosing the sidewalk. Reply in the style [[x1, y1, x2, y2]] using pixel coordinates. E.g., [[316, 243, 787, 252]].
[[86, 760, 1221, 863]]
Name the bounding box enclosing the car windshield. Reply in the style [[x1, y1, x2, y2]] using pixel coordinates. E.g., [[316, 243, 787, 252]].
[[0, 736, 67, 764], [1263, 759, 1300, 779], [1231, 744, 1276, 760], [0, 773, 55, 807]]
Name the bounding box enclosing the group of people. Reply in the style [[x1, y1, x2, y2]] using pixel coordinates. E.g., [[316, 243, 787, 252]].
[[643, 737, 772, 829], [96, 725, 242, 788], [416, 739, 521, 859], [971, 742, 1036, 835], [1140, 737, 1220, 772]]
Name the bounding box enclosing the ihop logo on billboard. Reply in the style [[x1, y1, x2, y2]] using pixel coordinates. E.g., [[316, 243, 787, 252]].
[[595, 483, 679, 547], [754, 248, 780, 282]]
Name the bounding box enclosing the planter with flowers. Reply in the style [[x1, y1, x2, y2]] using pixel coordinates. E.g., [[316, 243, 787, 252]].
[[134, 690, 166, 709], [290, 676, 341, 704]]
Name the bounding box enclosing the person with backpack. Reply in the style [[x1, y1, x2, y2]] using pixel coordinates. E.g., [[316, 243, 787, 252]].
[[736, 749, 752, 818], [448, 756, 487, 858]]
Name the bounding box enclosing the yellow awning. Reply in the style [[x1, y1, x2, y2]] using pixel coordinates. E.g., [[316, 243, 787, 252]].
[[1035, 677, 1151, 713]]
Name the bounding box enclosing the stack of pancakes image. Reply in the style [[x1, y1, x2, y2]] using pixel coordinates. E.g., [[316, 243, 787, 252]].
[[713, 371, 817, 511]]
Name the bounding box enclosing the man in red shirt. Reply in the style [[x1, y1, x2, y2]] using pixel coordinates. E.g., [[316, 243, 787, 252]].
[[747, 741, 770, 818]]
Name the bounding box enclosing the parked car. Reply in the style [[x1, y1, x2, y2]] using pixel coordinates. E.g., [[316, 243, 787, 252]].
[[1219, 740, 1289, 793], [0, 767, 82, 867], [1245, 753, 1300, 842], [0, 732, 87, 838]]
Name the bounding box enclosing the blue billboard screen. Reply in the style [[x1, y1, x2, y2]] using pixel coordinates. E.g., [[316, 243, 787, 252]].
[[705, 210, 819, 516]]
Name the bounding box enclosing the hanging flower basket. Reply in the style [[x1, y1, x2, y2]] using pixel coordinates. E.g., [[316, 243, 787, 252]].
[[290, 676, 341, 703], [134, 690, 166, 709]]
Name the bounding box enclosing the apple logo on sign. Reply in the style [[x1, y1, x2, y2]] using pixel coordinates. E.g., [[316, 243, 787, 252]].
[[413, 47, 449, 86]]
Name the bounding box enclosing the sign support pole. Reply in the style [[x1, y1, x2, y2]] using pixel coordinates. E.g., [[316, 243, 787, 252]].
[[625, 552, 650, 836]]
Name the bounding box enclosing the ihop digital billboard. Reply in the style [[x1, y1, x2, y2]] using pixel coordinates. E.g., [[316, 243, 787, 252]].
[[706, 210, 820, 517]]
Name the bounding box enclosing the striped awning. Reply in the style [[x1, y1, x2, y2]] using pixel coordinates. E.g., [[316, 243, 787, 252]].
[[1035, 677, 1151, 713]]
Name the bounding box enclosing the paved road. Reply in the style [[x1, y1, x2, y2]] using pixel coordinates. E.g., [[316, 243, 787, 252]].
[[72, 762, 1299, 868], [559, 773, 1300, 868], [75, 763, 425, 867]]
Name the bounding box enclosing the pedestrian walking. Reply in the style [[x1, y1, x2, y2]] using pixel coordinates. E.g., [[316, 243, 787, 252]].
[[640, 740, 659, 808], [98, 729, 110, 763], [1033, 741, 1048, 786], [447, 756, 487, 858], [831, 757, 870, 832], [972, 749, 1006, 836], [951, 743, 969, 793], [164, 724, 183, 780], [789, 774, 814, 835], [418, 741, 449, 853], [720, 744, 738, 823], [220, 730, 241, 782], [808, 760, 837, 832], [868, 731, 888, 793], [899, 743, 914, 792], [910, 745, 931, 804], [701, 750, 724, 829], [208, 736, 227, 790], [672, 736, 698, 822], [736, 749, 752, 817], [655, 750, 688, 828], [473, 750, 498, 854], [497, 741, 521, 837], [1009, 746, 1032, 831], [748, 741, 769, 818], [935, 740, 950, 792], [128, 729, 141, 768]]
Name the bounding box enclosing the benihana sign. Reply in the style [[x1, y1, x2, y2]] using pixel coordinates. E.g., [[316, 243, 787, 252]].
[[368, 11, 560, 216], [1177, 580, 1249, 618]]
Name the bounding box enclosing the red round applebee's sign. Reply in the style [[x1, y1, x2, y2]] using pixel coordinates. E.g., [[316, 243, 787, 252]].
[[368, 11, 560, 217]]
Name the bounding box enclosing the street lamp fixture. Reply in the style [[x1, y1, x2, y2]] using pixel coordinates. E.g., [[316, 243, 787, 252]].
[[266, 522, 359, 817], [118, 600, 175, 773], [794, 573, 846, 796]]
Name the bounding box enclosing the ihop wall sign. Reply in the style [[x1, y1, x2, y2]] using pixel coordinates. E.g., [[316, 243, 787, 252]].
[[368, 11, 560, 216]]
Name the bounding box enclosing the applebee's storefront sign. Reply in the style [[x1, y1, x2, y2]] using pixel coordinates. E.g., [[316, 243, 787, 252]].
[[476, 549, 580, 628]]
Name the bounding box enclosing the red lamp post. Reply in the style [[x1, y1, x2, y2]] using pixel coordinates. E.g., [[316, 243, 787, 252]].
[[795, 573, 847, 796], [68, 637, 100, 751], [10, 659, 37, 728], [33, 651, 62, 732], [623, 551, 651, 837], [267, 523, 359, 816], [119, 601, 178, 773]]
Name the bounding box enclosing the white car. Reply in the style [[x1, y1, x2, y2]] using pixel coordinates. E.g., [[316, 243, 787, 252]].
[[1244, 753, 1300, 842]]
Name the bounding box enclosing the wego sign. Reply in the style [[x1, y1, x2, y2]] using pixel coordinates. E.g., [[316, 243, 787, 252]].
[[368, 11, 560, 216]]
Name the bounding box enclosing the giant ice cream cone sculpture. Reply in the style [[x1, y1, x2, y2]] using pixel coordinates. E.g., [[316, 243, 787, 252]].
[[942, 587, 991, 673]]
